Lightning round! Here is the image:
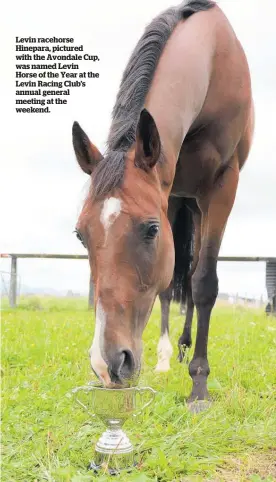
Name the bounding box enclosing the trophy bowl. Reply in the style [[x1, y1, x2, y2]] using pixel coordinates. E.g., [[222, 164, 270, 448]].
[[72, 382, 156, 474]]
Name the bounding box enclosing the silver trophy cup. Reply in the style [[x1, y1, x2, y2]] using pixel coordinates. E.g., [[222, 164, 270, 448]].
[[72, 382, 156, 474]]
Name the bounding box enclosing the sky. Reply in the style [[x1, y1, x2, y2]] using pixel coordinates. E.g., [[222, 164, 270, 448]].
[[1, 0, 275, 299]]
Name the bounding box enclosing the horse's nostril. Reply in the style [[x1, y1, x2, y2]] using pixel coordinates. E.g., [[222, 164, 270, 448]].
[[120, 349, 135, 378], [109, 349, 135, 381]]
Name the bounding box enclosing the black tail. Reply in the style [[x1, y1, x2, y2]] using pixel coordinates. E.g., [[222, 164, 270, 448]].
[[172, 200, 194, 304]]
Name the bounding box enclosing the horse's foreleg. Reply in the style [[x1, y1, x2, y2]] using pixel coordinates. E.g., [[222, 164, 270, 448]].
[[178, 211, 201, 362], [155, 283, 173, 372], [188, 160, 239, 405]]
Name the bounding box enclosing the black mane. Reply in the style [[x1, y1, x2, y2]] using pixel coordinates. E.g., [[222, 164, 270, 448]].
[[92, 0, 215, 198]]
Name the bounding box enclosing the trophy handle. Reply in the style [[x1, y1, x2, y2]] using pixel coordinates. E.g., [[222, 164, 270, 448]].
[[133, 387, 156, 417], [72, 386, 96, 418]]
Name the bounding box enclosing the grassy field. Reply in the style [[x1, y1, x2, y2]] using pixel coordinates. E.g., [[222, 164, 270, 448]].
[[1, 297, 276, 481]]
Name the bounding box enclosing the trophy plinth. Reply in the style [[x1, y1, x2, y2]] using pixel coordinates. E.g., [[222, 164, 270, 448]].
[[93, 424, 134, 472], [72, 382, 156, 474]]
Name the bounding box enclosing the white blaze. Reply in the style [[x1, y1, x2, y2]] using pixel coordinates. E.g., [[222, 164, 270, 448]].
[[89, 300, 111, 385], [100, 197, 122, 237], [90, 198, 121, 384], [155, 331, 173, 372]]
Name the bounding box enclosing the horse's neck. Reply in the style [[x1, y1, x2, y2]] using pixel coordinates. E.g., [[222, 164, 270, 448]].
[[144, 13, 216, 162]]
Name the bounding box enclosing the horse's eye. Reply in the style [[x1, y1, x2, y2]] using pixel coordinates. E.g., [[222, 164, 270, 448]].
[[145, 223, 159, 240], [74, 229, 86, 247]]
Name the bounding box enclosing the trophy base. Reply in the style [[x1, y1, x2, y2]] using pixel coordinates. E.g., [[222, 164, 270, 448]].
[[89, 427, 135, 474], [88, 457, 136, 476]]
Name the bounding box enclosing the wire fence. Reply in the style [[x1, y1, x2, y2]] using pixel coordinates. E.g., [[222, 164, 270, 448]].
[[1, 253, 276, 313]]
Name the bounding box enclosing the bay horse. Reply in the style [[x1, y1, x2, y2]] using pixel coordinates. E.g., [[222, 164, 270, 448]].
[[73, 0, 254, 407]]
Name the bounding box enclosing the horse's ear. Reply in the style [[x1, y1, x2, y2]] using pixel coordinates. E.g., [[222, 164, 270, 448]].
[[72, 121, 103, 175], [135, 109, 161, 172]]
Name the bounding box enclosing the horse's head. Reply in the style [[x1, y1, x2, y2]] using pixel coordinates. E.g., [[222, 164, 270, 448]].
[[72, 109, 175, 386]]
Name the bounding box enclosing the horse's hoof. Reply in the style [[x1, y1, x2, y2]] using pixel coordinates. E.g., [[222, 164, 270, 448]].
[[187, 400, 212, 414]]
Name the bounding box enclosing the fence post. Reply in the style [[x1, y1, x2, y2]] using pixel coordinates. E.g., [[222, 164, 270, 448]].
[[266, 260, 276, 315], [9, 256, 17, 308], [88, 273, 94, 309]]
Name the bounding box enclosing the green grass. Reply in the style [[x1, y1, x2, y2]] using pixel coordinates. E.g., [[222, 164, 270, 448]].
[[1, 297, 276, 481]]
